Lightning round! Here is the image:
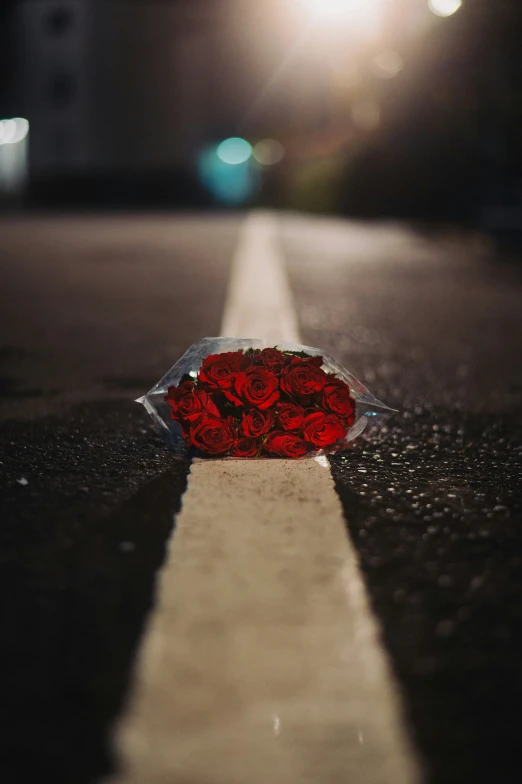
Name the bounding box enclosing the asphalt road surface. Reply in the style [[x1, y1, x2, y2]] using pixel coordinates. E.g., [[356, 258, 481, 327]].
[[1, 212, 522, 784]]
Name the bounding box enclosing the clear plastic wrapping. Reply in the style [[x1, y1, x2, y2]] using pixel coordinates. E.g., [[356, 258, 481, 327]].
[[137, 338, 395, 458]]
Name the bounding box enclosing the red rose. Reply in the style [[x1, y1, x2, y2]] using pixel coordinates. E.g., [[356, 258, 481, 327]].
[[321, 377, 355, 424], [241, 408, 276, 438], [280, 356, 327, 399], [165, 381, 220, 422], [302, 411, 348, 448], [199, 351, 250, 389], [234, 367, 280, 409], [189, 415, 237, 455], [264, 431, 309, 458], [253, 347, 286, 372], [230, 436, 261, 458], [277, 402, 305, 431]]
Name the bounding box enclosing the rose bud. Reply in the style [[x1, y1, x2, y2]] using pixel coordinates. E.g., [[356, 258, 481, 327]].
[[165, 381, 220, 422], [190, 415, 237, 456], [302, 411, 348, 448], [280, 356, 327, 399], [241, 408, 276, 438], [199, 351, 250, 389], [253, 347, 286, 372], [234, 366, 280, 410], [230, 436, 261, 458], [321, 377, 356, 425], [264, 431, 309, 458], [277, 402, 305, 431]]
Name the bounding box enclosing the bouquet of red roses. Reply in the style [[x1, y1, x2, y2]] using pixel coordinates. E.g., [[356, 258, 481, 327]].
[[164, 348, 355, 458], [137, 338, 394, 459]]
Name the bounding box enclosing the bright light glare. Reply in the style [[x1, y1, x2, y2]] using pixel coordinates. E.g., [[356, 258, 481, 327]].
[[216, 137, 252, 165], [428, 0, 462, 17], [372, 50, 403, 79], [0, 120, 17, 145], [253, 139, 285, 166], [12, 118, 30, 144], [300, 0, 382, 27], [0, 118, 30, 146]]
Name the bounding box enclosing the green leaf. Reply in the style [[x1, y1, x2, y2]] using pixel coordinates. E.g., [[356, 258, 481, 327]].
[[282, 350, 314, 359]]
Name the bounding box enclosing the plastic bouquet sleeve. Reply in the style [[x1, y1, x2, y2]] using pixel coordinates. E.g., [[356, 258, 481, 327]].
[[137, 338, 396, 458]]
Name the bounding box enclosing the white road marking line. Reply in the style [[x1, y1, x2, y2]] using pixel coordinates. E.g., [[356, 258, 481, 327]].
[[220, 212, 300, 343], [110, 212, 421, 784]]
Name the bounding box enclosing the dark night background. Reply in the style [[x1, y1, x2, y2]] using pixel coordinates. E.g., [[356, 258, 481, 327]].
[[0, 0, 521, 229]]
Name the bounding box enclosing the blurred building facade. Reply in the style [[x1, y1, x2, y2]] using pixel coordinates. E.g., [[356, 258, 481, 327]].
[[13, 0, 324, 203], [16, 0, 220, 177]]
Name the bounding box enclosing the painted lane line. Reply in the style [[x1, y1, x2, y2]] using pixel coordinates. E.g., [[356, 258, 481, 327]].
[[110, 212, 421, 784], [220, 212, 300, 343]]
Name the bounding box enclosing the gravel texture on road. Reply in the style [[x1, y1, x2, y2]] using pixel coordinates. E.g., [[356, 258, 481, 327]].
[[0, 214, 238, 781], [1, 402, 188, 783], [282, 216, 522, 784]]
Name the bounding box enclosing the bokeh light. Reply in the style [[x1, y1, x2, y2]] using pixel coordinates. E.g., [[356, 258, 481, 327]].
[[428, 0, 462, 17], [0, 119, 17, 145], [199, 145, 259, 205], [253, 139, 285, 166], [0, 118, 29, 197], [12, 118, 30, 144], [371, 50, 403, 79], [0, 118, 30, 146], [216, 137, 252, 165]]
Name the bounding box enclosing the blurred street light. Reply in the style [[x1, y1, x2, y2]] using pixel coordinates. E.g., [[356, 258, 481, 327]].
[[253, 139, 286, 166], [428, 0, 462, 17], [0, 119, 17, 145], [216, 137, 253, 165], [199, 141, 259, 205], [0, 118, 30, 197], [2, 118, 30, 146]]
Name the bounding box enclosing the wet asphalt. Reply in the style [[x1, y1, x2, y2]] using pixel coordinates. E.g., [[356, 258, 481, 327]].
[[1, 213, 522, 784]]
